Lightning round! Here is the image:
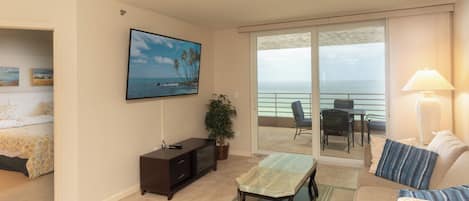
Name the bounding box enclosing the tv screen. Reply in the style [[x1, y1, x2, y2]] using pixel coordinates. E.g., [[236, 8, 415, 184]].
[[126, 29, 202, 100]]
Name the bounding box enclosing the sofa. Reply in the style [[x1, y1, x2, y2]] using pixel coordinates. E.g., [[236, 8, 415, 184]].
[[354, 134, 469, 201]]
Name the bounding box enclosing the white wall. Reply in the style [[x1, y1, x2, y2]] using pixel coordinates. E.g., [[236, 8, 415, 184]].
[[75, 0, 214, 200], [387, 13, 453, 140], [0, 29, 53, 93], [213, 29, 251, 156], [0, 29, 53, 117], [0, 1, 79, 201], [454, 0, 469, 144], [0, 1, 459, 200], [213, 13, 454, 155], [1, 0, 215, 200]]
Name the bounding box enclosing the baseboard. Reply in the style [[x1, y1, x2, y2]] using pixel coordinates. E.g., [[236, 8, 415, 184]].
[[102, 184, 139, 201], [229, 150, 252, 157]]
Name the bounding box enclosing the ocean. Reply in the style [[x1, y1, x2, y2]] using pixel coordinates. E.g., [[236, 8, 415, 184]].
[[258, 80, 385, 94], [127, 78, 197, 99]]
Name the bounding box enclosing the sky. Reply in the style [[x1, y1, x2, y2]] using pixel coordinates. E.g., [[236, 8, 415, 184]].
[[257, 43, 385, 84], [128, 30, 201, 80]]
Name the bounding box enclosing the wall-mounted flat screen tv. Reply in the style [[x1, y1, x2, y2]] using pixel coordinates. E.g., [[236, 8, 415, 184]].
[[126, 29, 202, 100]]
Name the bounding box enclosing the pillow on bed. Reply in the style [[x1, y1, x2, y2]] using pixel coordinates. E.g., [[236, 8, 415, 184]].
[[0, 104, 17, 120], [19, 115, 53, 126], [31, 102, 53, 116], [40, 102, 53, 115], [0, 119, 23, 129]]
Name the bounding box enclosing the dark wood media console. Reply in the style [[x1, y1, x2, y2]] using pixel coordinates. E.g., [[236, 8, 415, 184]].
[[140, 138, 217, 200]]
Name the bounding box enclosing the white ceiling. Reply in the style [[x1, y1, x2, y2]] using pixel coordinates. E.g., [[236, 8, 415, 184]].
[[120, 0, 454, 29]]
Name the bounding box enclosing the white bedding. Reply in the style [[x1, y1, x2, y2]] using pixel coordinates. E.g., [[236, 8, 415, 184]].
[[0, 115, 53, 129], [0, 119, 23, 129], [19, 115, 54, 126]]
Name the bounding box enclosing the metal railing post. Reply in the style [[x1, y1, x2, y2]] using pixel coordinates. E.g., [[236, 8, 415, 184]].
[[274, 93, 278, 117]]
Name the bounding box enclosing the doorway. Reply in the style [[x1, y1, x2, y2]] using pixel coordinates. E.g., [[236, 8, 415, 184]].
[[0, 29, 54, 201], [252, 30, 315, 155]]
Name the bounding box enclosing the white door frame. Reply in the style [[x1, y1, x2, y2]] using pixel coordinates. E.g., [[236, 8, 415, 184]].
[[249, 32, 259, 155], [250, 20, 388, 167], [314, 20, 387, 166], [249, 28, 315, 156], [0, 24, 64, 198], [310, 27, 321, 159]]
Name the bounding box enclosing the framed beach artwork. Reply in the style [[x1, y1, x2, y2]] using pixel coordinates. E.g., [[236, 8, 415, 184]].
[[31, 68, 53, 86], [0, 66, 19, 86]]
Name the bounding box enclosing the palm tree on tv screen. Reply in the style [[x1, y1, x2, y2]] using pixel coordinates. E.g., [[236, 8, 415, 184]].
[[173, 48, 200, 85]]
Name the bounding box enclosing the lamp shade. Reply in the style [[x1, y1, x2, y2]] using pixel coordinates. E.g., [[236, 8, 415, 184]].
[[402, 69, 454, 91]]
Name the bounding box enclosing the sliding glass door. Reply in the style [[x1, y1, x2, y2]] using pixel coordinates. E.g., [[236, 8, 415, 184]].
[[317, 22, 386, 160], [253, 30, 315, 155], [251, 21, 387, 162]]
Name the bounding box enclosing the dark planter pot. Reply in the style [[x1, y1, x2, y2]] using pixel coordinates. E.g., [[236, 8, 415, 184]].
[[216, 144, 229, 160]]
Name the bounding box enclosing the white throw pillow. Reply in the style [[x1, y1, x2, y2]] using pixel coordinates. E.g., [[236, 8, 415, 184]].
[[369, 136, 417, 174], [426, 130, 468, 188], [427, 130, 460, 151]]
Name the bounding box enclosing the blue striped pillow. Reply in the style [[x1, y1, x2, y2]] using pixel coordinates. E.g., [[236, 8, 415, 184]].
[[376, 139, 438, 189], [400, 185, 469, 201]]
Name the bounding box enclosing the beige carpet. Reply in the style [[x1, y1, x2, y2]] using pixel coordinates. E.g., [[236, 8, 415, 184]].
[[121, 155, 359, 201], [0, 170, 53, 201], [0, 157, 357, 201], [233, 184, 355, 201]]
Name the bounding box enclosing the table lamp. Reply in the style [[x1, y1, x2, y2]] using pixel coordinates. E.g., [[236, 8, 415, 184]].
[[402, 69, 454, 145]]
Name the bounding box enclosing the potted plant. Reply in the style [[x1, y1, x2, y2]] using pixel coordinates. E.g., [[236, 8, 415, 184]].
[[205, 94, 237, 160]]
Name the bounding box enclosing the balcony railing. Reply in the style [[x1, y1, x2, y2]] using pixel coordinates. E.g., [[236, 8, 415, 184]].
[[258, 92, 386, 119]]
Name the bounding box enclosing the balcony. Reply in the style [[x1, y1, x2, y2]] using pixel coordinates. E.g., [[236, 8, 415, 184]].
[[258, 92, 386, 128], [257, 92, 386, 159]]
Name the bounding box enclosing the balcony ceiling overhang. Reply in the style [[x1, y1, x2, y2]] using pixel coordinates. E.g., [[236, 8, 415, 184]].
[[257, 26, 385, 50]]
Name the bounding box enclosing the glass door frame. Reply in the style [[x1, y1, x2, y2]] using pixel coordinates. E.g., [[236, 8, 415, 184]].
[[314, 20, 388, 166], [250, 20, 389, 166], [250, 27, 318, 157]]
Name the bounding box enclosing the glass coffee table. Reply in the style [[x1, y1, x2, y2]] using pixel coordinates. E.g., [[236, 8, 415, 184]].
[[236, 153, 318, 201]]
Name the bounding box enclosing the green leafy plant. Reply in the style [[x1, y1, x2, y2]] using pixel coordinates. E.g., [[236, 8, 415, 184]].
[[205, 94, 237, 146]]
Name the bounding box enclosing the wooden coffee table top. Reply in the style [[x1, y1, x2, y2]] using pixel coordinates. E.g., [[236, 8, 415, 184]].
[[235, 153, 316, 198]]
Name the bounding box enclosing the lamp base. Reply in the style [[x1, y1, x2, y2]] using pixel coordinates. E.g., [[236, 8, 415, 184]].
[[416, 93, 440, 145]]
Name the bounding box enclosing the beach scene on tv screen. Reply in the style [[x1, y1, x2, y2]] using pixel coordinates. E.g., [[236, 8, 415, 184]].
[[127, 30, 201, 99]]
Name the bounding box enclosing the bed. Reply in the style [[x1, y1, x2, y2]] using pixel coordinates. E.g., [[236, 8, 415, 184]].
[[0, 119, 53, 179]]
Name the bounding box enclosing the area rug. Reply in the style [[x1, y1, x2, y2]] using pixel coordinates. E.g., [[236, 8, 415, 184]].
[[233, 184, 354, 201]]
